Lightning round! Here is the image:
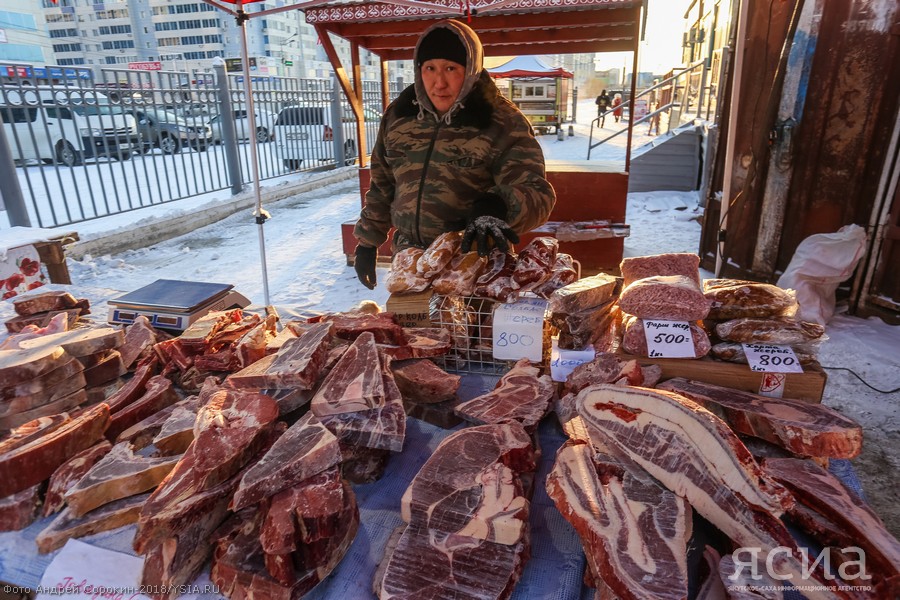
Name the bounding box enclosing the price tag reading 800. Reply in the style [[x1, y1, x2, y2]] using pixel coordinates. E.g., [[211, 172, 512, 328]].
[[742, 343, 804, 373], [642, 320, 696, 358], [492, 297, 548, 363]]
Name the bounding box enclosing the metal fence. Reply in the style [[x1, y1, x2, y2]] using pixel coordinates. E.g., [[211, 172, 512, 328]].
[[0, 68, 401, 229]]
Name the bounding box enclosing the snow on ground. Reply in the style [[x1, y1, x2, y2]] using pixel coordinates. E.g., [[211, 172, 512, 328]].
[[16, 97, 900, 535]]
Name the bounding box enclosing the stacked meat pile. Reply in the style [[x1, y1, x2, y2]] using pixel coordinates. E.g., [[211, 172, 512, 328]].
[[702, 279, 826, 365], [4, 290, 90, 334], [548, 351, 899, 598], [375, 423, 538, 600], [548, 273, 620, 350], [617, 253, 712, 358], [1, 322, 125, 431], [386, 231, 576, 304]]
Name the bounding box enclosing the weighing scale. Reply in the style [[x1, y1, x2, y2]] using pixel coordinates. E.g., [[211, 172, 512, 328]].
[[107, 279, 251, 331]]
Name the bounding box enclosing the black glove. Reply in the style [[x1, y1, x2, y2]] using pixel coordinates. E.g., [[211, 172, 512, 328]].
[[354, 244, 377, 290], [461, 193, 519, 256]]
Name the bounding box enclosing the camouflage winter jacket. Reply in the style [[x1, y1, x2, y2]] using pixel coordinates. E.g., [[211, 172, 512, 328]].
[[353, 33, 556, 251]]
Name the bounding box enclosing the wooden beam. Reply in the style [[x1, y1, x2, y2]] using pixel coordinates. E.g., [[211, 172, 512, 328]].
[[377, 38, 636, 60], [353, 24, 636, 50]]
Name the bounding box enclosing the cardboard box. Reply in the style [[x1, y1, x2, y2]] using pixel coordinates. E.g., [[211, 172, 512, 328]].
[[618, 352, 828, 404], [386, 289, 434, 328]]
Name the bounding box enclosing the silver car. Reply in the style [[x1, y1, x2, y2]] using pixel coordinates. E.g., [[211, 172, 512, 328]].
[[207, 108, 276, 144]]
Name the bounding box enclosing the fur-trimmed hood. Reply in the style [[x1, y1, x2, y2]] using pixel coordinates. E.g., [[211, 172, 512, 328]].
[[412, 19, 486, 124]]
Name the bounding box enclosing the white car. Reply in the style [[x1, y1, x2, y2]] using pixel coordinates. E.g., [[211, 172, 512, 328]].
[[207, 108, 276, 144], [275, 104, 380, 170], [1, 86, 137, 166]]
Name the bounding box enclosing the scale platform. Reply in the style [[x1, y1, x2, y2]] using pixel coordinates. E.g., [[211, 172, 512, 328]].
[[107, 279, 251, 331]]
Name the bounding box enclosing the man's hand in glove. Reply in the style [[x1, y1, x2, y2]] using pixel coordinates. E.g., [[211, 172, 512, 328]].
[[461, 192, 519, 256], [354, 244, 377, 289], [461, 216, 520, 256]]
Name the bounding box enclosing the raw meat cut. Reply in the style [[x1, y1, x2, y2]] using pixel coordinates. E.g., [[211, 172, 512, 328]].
[[564, 352, 649, 395], [105, 358, 158, 413], [575, 385, 845, 600], [703, 279, 798, 320], [13, 290, 80, 315], [338, 443, 391, 484], [764, 458, 900, 585], [119, 315, 158, 369], [619, 253, 702, 288], [0, 389, 87, 430], [105, 374, 179, 442], [82, 350, 126, 386], [532, 253, 578, 299], [474, 249, 519, 304], [4, 308, 82, 334], [658, 379, 863, 459], [0, 403, 109, 497], [0, 484, 41, 531], [318, 354, 406, 452], [43, 440, 112, 517], [400, 423, 536, 544], [16, 326, 125, 358], [618, 275, 710, 321], [152, 399, 203, 455], [417, 231, 462, 278], [391, 359, 460, 404], [311, 332, 384, 417], [431, 251, 487, 296], [0, 414, 70, 454], [64, 441, 181, 516], [0, 368, 87, 418], [546, 440, 691, 600], [228, 321, 332, 390], [115, 395, 200, 449], [511, 237, 558, 291], [0, 344, 69, 388], [715, 317, 825, 344], [377, 328, 452, 360], [1, 355, 84, 401], [548, 273, 619, 315], [377, 520, 530, 600], [454, 358, 554, 432], [386, 248, 431, 294], [36, 493, 148, 554], [324, 312, 406, 345], [232, 411, 342, 511]]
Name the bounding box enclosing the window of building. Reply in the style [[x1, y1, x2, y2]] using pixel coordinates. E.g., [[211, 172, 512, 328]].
[[49, 29, 79, 38], [52, 43, 83, 52]]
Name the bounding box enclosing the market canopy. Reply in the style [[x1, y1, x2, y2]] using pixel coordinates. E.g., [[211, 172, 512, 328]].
[[487, 55, 574, 79], [202, 0, 644, 60]]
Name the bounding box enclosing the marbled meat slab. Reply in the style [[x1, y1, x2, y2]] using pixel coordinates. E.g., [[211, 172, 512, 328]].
[[227, 321, 332, 390], [105, 374, 179, 442], [391, 359, 460, 405], [311, 332, 384, 417], [36, 493, 148, 554], [43, 440, 112, 517], [119, 315, 158, 370], [64, 441, 181, 516], [13, 290, 80, 316], [546, 441, 691, 600], [16, 327, 124, 358], [1, 355, 84, 401], [400, 423, 535, 545], [325, 312, 405, 345], [0, 369, 87, 418], [0, 484, 41, 532], [378, 520, 529, 600], [0, 344, 69, 388], [658, 378, 862, 459], [454, 358, 554, 432], [0, 403, 109, 497], [0, 389, 88, 433], [377, 328, 452, 361], [0, 414, 70, 455], [575, 385, 843, 599], [318, 355, 406, 452], [232, 411, 342, 511]]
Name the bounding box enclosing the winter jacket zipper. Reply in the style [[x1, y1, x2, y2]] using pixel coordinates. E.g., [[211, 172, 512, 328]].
[[414, 121, 443, 246]]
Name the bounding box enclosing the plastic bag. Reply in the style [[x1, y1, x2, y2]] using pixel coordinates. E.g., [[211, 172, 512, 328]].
[[776, 224, 867, 325]]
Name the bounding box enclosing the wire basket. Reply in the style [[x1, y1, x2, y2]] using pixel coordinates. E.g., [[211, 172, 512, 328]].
[[429, 294, 553, 375]]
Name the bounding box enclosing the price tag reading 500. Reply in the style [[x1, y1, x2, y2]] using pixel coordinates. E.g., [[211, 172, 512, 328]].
[[493, 297, 548, 363], [642, 320, 696, 358], [742, 343, 804, 373]]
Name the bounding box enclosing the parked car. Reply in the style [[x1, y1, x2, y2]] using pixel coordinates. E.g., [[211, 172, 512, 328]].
[[207, 109, 276, 144], [131, 107, 212, 154], [0, 87, 137, 166], [274, 104, 379, 170]]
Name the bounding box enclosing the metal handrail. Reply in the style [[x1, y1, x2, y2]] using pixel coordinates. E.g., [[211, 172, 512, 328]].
[[587, 59, 706, 159]]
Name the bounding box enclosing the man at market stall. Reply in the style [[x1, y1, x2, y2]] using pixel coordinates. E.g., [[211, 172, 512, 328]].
[[352, 19, 557, 289]]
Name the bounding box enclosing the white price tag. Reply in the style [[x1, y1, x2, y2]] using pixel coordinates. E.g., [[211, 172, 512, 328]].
[[550, 338, 595, 382], [37, 539, 151, 600], [492, 297, 548, 363], [742, 343, 804, 373], [642, 320, 696, 358]]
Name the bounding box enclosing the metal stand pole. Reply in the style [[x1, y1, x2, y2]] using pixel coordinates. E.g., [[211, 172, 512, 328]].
[[237, 1, 270, 306]]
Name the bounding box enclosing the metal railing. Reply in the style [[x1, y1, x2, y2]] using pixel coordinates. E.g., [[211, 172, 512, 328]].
[[0, 69, 399, 229], [587, 60, 709, 160]]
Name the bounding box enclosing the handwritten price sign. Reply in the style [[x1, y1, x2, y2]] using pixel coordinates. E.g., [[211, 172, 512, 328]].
[[642, 320, 696, 358], [550, 338, 595, 382], [742, 343, 804, 373], [493, 297, 548, 363]]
